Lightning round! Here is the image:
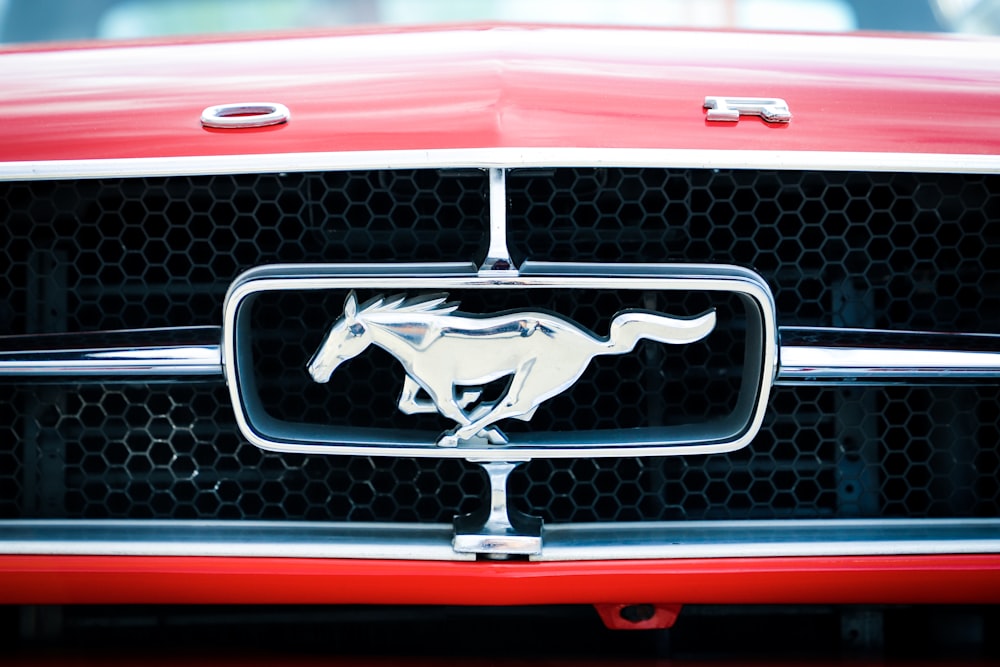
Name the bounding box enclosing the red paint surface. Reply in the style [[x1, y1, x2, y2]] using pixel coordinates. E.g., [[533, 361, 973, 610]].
[[2, 25, 999, 162], [3, 23, 999, 611], [2, 555, 999, 605]]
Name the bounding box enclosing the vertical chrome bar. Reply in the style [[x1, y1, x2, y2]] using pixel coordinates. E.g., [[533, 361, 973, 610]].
[[481, 462, 521, 536], [453, 460, 542, 556], [479, 168, 516, 274]]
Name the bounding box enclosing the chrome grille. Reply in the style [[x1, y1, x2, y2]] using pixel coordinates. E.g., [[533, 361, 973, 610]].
[[1, 165, 999, 533]]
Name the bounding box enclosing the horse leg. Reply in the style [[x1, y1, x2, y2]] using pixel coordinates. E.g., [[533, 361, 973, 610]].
[[478, 425, 508, 444], [464, 400, 536, 426], [452, 398, 534, 443], [459, 401, 509, 445], [399, 375, 481, 414], [434, 395, 509, 447], [404, 375, 497, 448], [397, 374, 436, 414], [457, 388, 483, 408], [450, 359, 540, 442], [511, 405, 539, 422], [427, 386, 483, 448]]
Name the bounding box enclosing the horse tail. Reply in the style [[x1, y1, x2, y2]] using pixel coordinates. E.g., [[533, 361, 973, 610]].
[[607, 309, 716, 353]]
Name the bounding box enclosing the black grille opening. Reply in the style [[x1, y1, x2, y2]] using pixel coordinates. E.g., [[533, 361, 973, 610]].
[[510, 386, 1000, 522], [0, 382, 486, 522], [4, 168, 998, 334], [3, 383, 997, 523], [2, 166, 999, 526], [507, 168, 1000, 332], [0, 170, 489, 336]]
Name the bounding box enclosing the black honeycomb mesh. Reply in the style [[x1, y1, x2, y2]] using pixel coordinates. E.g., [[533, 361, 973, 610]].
[[0, 170, 488, 335], [508, 168, 1000, 332], [6, 168, 997, 335], [1, 167, 999, 524], [2, 384, 998, 521], [512, 387, 1000, 521], [0, 383, 484, 521]]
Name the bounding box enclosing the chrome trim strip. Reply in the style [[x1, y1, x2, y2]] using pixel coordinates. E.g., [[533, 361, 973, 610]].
[[2, 149, 999, 181], [535, 519, 1000, 561], [3, 325, 998, 385], [0, 520, 473, 561], [0, 327, 222, 377], [2, 519, 998, 561], [778, 327, 1000, 384]]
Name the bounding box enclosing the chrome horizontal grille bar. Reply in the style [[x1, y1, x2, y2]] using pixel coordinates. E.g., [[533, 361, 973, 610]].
[[777, 328, 1000, 384], [0, 327, 221, 377], [3, 149, 1000, 182], [0, 519, 469, 560], [3, 326, 999, 384], [3, 518, 999, 561], [541, 519, 1000, 561]]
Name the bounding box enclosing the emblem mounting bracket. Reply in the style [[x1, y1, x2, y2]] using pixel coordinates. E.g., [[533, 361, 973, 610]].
[[453, 460, 542, 556]]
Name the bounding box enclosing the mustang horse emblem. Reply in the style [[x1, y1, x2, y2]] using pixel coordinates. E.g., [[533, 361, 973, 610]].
[[307, 292, 717, 448]]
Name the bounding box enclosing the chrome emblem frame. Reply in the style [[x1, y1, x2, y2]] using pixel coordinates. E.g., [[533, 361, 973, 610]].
[[223, 262, 778, 460]]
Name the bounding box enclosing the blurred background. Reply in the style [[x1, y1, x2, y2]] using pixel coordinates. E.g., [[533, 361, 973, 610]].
[[3, 0, 1000, 664], [1, 0, 1000, 44]]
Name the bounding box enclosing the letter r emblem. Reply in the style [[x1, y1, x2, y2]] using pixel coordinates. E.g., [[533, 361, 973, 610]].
[[703, 96, 791, 123]]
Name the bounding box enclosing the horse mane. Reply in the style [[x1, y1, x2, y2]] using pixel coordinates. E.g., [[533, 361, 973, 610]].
[[358, 293, 460, 317]]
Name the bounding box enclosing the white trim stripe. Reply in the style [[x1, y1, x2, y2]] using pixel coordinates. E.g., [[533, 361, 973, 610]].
[[2, 148, 999, 181]]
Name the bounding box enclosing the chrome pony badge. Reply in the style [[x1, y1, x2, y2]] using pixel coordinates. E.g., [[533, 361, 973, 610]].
[[222, 262, 778, 460], [307, 292, 717, 448]]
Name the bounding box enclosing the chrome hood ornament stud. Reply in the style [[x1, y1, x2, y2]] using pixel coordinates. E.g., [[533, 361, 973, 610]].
[[308, 291, 717, 448]]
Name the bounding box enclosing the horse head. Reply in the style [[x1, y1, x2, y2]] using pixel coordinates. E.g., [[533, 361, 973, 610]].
[[306, 291, 373, 383]]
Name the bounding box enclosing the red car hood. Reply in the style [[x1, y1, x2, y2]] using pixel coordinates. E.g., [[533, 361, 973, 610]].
[[2, 23, 999, 162]]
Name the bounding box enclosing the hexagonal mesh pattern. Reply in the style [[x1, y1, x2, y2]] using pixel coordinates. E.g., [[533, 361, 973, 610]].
[[0, 170, 488, 335], [2, 383, 997, 521], [0, 383, 485, 521], [1, 166, 999, 525], [511, 387, 1000, 521], [508, 168, 1000, 332]]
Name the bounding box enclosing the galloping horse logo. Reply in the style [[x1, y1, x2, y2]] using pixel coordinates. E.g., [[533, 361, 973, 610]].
[[307, 292, 717, 448]]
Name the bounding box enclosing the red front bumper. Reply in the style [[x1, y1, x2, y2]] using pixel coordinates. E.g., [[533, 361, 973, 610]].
[[4, 554, 1000, 605]]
